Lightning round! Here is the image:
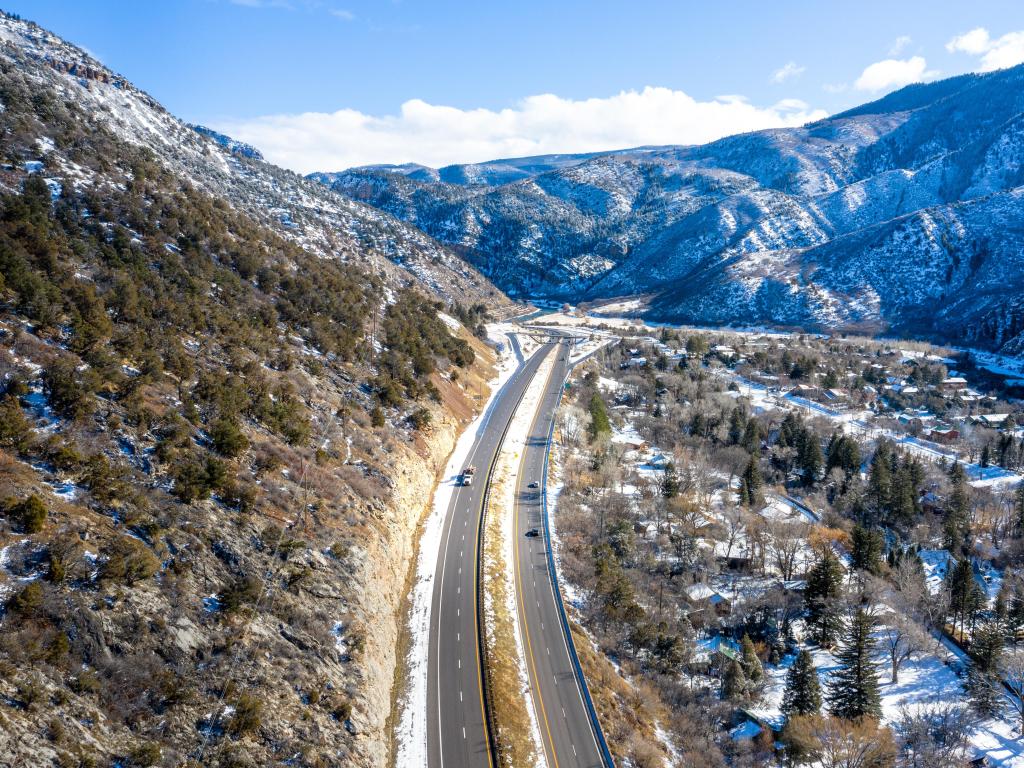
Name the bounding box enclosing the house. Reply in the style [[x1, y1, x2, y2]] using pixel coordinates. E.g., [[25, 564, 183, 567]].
[[686, 582, 731, 616], [925, 427, 960, 444], [973, 413, 1011, 428], [942, 376, 969, 392]]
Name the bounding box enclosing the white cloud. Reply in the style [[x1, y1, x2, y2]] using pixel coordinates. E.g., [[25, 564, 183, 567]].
[[946, 27, 991, 55], [854, 56, 937, 92], [329, 8, 354, 21], [212, 87, 828, 173], [947, 27, 1024, 71], [771, 61, 805, 84], [822, 82, 848, 94], [889, 35, 912, 56]]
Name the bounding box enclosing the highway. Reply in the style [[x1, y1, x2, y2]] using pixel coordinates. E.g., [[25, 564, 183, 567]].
[[512, 339, 606, 768], [426, 338, 555, 768], [427, 330, 609, 768]]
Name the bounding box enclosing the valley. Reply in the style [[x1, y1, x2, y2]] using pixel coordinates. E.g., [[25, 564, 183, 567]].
[[1, 6, 1024, 768]]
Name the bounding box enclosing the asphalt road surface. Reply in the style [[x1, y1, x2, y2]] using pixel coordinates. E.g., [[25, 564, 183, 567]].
[[513, 340, 606, 768], [427, 338, 555, 768]]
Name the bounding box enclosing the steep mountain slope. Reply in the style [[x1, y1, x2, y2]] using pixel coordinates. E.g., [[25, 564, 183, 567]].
[[319, 67, 1024, 354], [0, 12, 509, 768], [0, 13, 503, 307]]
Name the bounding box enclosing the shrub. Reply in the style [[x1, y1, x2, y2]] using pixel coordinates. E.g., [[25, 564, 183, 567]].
[[4, 494, 47, 533], [226, 693, 262, 736], [0, 396, 31, 448], [8, 580, 44, 617], [220, 575, 263, 613], [408, 407, 432, 430], [211, 416, 248, 458], [99, 536, 159, 585]]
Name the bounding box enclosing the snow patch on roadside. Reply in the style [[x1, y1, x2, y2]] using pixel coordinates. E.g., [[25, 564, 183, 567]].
[[394, 324, 523, 768]]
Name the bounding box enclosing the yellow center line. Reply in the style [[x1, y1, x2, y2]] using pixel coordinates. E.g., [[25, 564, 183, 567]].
[[514, 349, 561, 768], [473, 345, 549, 768]]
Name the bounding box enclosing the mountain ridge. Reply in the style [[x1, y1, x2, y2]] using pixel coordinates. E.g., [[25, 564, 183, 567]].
[[316, 65, 1024, 356]]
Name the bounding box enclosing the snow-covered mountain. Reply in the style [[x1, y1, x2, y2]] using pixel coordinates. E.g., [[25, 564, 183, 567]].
[[0, 12, 504, 308], [316, 68, 1024, 355]]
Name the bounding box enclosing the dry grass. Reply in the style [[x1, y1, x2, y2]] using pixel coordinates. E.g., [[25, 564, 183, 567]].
[[483, 461, 541, 768]]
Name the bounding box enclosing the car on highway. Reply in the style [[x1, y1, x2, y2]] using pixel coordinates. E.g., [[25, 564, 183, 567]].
[[528, 481, 539, 488], [525, 528, 540, 537], [462, 475, 472, 486]]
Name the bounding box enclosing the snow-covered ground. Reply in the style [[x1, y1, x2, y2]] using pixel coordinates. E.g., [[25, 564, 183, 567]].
[[749, 625, 1024, 766], [394, 325, 525, 768]]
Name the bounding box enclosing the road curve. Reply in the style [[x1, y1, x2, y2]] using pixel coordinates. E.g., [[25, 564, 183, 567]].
[[427, 339, 555, 768], [513, 339, 607, 768]]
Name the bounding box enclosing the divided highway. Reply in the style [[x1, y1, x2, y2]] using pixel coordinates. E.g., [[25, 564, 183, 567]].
[[427, 331, 610, 768], [427, 339, 554, 768]]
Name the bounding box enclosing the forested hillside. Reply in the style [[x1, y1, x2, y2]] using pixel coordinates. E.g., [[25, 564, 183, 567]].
[[0, 11, 506, 768]]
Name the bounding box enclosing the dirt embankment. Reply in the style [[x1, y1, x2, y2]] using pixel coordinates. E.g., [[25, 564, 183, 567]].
[[353, 330, 498, 768]]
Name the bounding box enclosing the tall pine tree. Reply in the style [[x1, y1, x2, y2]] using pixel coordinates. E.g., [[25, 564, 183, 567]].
[[828, 609, 882, 720], [782, 649, 822, 717], [944, 462, 971, 552], [740, 634, 764, 685], [740, 455, 762, 508], [966, 621, 1004, 716], [805, 549, 844, 648], [851, 525, 884, 574]]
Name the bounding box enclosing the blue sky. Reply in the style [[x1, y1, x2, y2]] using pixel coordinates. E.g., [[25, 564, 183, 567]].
[[9, 0, 1024, 171]]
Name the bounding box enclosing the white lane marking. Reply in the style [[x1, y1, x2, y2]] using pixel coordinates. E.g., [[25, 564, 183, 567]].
[[458, 658, 461, 669], [463, 727, 466, 740], [460, 690, 463, 702]]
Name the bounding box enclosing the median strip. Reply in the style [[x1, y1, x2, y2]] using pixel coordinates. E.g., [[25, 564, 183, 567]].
[[482, 346, 557, 768]]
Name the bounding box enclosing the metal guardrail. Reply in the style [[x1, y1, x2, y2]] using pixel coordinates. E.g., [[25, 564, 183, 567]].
[[476, 346, 547, 768], [539, 351, 616, 768]]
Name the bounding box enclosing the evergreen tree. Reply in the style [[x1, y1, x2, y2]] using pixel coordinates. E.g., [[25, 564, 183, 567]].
[[742, 419, 762, 455], [946, 557, 977, 639], [661, 461, 679, 499], [722, 657, 748, 702], [805, 549, 845, 648], [944, 462, 971, 552], [851, 525, 884, 575], [828, 609, 882, 720], [1016, 482, 1024, 533], [740, 456, 763, 508], [587, 393, 611, 442], [888, 461, 919, 529], [797, 432, 823, 487], [867, 441, 893, 525], [965, 621, 1004, 716], [782, 649, 822, 717], [741, 634, 764, 685], [728, 406, 746, 446], [826, 433, 861, 478]]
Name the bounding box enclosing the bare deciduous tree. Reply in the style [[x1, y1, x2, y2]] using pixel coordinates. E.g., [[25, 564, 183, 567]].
[[880, 613, 929, 684], [895, 702, 976, 768]]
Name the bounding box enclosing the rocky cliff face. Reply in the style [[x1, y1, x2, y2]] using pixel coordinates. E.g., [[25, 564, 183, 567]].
[[318, 67, 1024, 354]]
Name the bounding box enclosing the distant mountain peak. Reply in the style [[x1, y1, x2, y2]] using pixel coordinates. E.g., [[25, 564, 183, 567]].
[[314, 63, 1024, 355]]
